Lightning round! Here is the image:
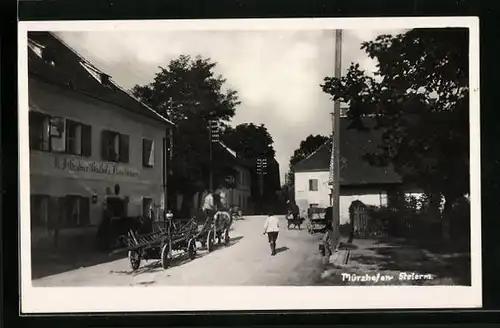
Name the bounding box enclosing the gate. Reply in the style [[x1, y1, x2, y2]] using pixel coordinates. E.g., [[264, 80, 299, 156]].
[[349, 200, 369, 238]]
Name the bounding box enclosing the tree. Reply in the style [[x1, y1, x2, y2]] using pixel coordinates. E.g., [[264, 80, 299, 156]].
[[221, 123, 280, 211], [222, 123, 275, 159], [132, 55, 241, 215], [286, 134, 330, 186], [320, 28, 469, 241]]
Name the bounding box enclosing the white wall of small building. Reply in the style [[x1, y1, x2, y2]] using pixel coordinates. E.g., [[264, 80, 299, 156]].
[[294, 171, 392, 225]]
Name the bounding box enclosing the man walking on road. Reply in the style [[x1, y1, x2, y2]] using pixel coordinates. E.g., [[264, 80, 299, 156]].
[[263, 211, 280, 256]]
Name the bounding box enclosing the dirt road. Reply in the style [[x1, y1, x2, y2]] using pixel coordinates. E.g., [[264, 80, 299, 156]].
[[33, 215, 325, 287]]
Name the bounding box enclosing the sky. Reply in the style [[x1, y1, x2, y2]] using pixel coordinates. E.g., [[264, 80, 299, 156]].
[[55, 28, 404, 184]]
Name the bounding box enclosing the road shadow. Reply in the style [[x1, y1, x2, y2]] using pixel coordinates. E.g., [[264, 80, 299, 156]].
[[338, 242, 358, 250], [112, 236, 245, 276], [275, 246, 289, 254]]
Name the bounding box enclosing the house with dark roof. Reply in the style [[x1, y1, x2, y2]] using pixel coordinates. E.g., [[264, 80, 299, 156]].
[[27, 31, 174, 250], [183, 141, 255, 216], [293, 117, 419, 224]]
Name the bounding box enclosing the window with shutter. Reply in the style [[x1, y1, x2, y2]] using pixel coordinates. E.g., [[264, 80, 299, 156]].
[[49, 117, 66, 152], [102, 130, 119, 161], [81, 124, 92, 157], [31, 195, 49, 229], [66, 119, 82, 155], [142, 139, 154, 167], [119, 134, 129, 163]]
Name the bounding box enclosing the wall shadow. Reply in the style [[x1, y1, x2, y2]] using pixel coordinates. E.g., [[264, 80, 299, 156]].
[[31, 241, 127, 280]]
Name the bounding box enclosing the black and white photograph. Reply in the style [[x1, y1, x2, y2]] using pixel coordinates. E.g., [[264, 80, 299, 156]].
[[18, 17, 481, 313]]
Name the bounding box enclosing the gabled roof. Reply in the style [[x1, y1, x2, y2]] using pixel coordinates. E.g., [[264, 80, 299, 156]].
[[27, 31, 174, 126], [214, 141, 253, 169], [294, 117, 402, 186]]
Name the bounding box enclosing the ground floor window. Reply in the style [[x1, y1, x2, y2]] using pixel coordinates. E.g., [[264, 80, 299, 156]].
[[30, 194, 50, 229], [61, 195, 90, 227]]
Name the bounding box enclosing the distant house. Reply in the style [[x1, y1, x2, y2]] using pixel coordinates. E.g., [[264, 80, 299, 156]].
[[179, 141, 254, 216], [293, 117, 419, 224], [216, 141, 254, 214]]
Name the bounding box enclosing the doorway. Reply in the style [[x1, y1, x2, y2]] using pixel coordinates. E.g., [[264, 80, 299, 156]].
[[106, 196, 128, 218], [142, 197, 153, 219]]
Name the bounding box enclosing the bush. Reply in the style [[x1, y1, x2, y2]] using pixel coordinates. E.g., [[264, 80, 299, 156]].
[[339, 223, 352, 237]]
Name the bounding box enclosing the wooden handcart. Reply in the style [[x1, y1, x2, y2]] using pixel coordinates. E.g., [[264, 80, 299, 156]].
[[306, 207, 328, 234], [111, 218, 199, 271]]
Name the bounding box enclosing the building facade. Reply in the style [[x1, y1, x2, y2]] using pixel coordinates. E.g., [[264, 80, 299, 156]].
[[188, 141, 254, 215], [294, 170, 394, 224], [294, 117, 407, 224], [27, 32, 173, 247], [222, 161, 253, 214]]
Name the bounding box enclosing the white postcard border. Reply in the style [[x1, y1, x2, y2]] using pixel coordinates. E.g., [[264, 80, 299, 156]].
[[18, 17, 481, 313]]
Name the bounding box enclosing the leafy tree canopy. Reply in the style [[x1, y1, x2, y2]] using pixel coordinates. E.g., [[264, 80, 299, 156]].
[[222, 123, 280, 198], [222, 123, 276, 160], [132, 55, 241, 194], [321, 28, 469, 204]]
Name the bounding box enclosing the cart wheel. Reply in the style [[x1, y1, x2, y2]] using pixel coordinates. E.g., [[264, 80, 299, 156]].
[[161, 244, 172, 269], [224, 229, 230, 246], [128, 250, 141, 271], [207, 231, 215, 252], [188, 239, 197, 260]]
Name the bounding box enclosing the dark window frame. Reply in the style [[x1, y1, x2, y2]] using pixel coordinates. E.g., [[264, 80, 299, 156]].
[[101, 129, 129, 163], [29, 111, 51, 152], [29, 112, 92, 157], [62, 195, 91, 228], [309, 179, 319, 191], [65, 119, 92, 157], [30, 194, 50, 229]]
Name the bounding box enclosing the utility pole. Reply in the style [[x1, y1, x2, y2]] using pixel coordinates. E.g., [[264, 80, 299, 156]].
[[163, 97, 180, 219], [162, 98, 174, 218], [208, 119, 219, 192], [256, 158, 267, 214], [331, 29, 343, 249]]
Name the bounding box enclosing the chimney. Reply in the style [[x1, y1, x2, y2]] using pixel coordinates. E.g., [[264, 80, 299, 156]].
[[100, 73, 110, 86]]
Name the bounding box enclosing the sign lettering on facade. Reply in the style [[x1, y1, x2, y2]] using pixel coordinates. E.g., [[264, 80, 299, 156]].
[[54, 156, 139, 177]]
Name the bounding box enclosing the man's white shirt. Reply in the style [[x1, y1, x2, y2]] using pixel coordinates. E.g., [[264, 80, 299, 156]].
[[264, 215, 280, 233]]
